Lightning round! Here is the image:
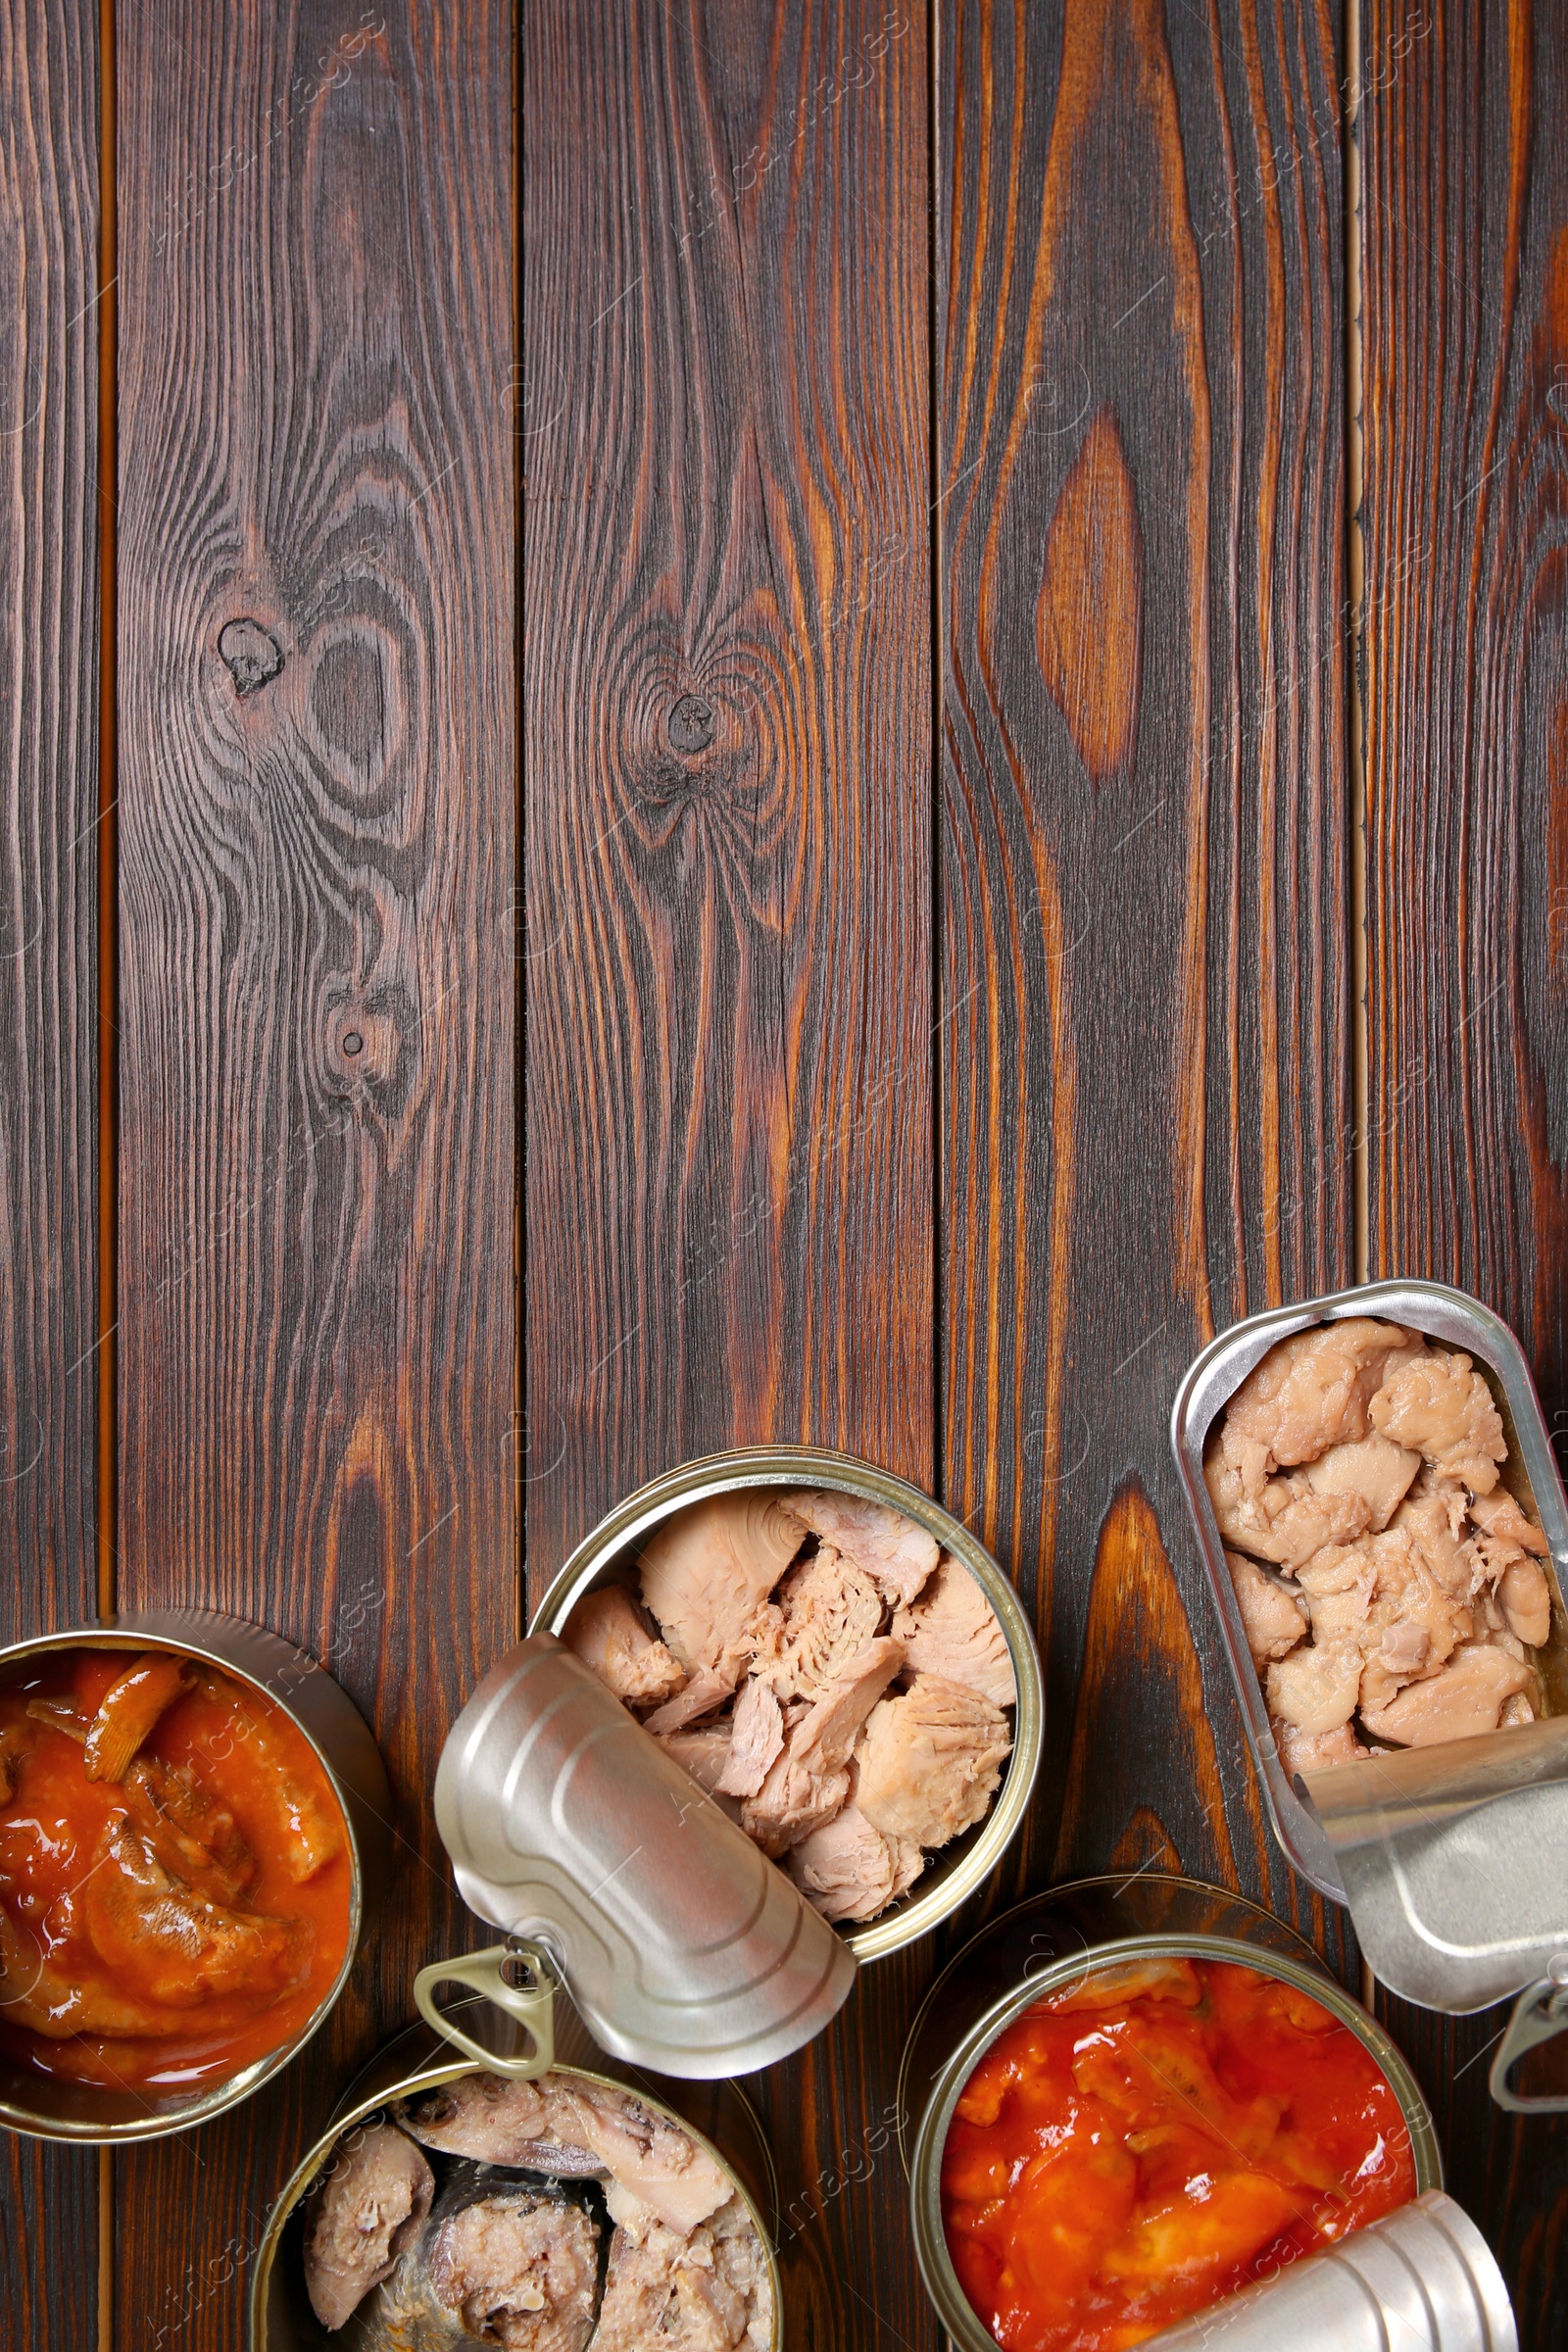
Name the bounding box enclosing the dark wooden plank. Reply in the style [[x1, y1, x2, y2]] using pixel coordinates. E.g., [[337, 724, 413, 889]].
[[112, 4, 515, 2341], [938, 0, 1353, 1948], [522, 2, 933, 2340], [1360, 1, 1568, 2336], [0, 0, 103, 2338]]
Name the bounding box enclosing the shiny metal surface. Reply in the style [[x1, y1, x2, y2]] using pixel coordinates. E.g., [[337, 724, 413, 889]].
[[900, 1876, 1441, 2352], [1301, 1721, 1568, 2012], [249, 1994, 782, 2350], [1141, 2192, 1516, 2351], [1489, 1975, 1568, 2116], [1170, 1280, 1568, 1904], [434, 1635, 857, 2078], [530, 1443, 1044, 1961], [0, 1609, 391, 2143]]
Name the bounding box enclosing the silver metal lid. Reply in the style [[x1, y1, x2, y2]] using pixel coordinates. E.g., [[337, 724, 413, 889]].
[[431, 1635, 857, 2079], [1141, 2191, 1515, 2351], [1298, 1717, 1568, 2013]]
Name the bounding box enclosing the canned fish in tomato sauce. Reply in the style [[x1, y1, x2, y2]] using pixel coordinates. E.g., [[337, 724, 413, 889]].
[[0, 1609, 389, 2145], [899, 1876, 1453, 2352]]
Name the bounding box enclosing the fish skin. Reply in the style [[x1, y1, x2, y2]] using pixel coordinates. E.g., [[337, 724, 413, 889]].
[[0, 1895, 182, 2039], [396, 2075, 601, 2174], [83, 1653, 194, 1783], [81, 1814, 310, 2007], [191, 1667, 345, 1883], [0, 1723, 33, 1802], [363, 2165, 602, 2352]]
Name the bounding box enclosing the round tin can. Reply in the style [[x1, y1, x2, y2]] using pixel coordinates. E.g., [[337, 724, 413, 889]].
[[0, 1608, 391, 2143], [249, 1986, 782, 2349], [899, 1874, 1443, 2352], [531, 1444, 1044, 1961]]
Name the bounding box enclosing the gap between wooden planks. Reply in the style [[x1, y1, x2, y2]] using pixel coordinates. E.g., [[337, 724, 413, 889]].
[[96, 0, 118, 2337]]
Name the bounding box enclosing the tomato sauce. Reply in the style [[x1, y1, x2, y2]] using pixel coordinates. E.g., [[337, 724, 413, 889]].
[[0, 1648, 353, 2094], [941, 1955, 1417, 2352]]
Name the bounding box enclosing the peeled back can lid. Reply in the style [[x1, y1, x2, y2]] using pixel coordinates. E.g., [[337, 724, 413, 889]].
[[431, 1635, 857, 2079], [1140, 2191, 1515, 2352]]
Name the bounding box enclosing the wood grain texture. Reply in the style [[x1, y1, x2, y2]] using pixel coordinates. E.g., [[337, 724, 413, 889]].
[[937, 0, 1354, 1947], [522, 3, 932, 2339], [0, 0, 102, 2338], [112, 4, 514, 2342], [1360, 1, 1568, 2334]]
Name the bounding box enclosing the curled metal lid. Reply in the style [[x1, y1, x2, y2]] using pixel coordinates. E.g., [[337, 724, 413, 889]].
[[1298, 1717, 1568, 2014], [1142, 2191, 1515, 2351], [432, 1635, 857, 2079]]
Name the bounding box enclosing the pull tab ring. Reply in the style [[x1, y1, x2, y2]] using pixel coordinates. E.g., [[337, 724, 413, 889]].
[[1489, 1976, 1568, 2114], [413, 1939, 558, 2079]]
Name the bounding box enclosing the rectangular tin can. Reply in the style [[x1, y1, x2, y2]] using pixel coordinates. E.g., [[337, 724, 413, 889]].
[[1170, 1279, 1568, 1901]]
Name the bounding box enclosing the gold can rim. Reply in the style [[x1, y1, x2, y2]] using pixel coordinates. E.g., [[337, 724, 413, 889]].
[[530, 1443, 1045, 1962]]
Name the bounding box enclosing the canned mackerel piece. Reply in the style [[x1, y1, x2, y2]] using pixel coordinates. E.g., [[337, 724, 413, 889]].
[[530, 1445, 1044, 1962], [898, 1876, 1463, 2352], [0, 1609, 390, 2143], [251, 1987, 782, 2349]]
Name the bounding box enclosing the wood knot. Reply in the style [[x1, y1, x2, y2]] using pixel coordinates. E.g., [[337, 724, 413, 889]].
[[667, 694, 715, 755], [1037, 407, 1143, 782], [325, 994, 402, 1097], [219, 617, 284, 696]]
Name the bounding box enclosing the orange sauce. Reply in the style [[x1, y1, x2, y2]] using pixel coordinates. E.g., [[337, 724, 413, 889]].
[[0, 1649, 353, 2093], [942, 1956, 1417, 2352]]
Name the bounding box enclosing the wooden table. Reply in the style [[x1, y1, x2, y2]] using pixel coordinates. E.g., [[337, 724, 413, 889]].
[[3, 1, 1566, 2342]]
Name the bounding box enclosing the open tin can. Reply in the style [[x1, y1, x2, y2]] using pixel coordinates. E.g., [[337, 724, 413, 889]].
[[896, 1875, 1491, 2352], [250, 1984, 782, 2350], [529, 1444, 1044, 1963], [0, 1609, 390, 2142], [1171, 1280, 1568, 2101], [252, 1446, 1041, 2340]]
